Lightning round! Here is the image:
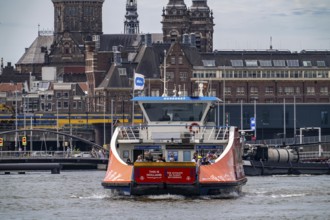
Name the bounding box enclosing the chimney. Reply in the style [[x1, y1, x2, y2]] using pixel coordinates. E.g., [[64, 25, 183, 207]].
[[190, 33, 196, 47], [183, 33, 190, 45], [145, 34, 152, 47]]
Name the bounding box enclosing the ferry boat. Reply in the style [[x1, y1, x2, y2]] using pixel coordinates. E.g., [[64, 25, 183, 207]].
[[102, 85, 247, 196]]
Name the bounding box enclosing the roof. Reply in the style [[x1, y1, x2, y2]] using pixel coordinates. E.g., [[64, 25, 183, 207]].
[[0, 83, 23, 92], [16, 35, 54, 65], [64, 67, 85, 74], [135, 44, 170, 78], [99, 34, 142, 52], [132, 96, 220, 102], [98, 34, 163, 52], [78, 82, 88, 94], [200, 50, 330, 67], [98, 63, 136, 89]]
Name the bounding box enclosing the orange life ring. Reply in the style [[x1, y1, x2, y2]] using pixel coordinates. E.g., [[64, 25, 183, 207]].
[[189, 123, 200, 133]]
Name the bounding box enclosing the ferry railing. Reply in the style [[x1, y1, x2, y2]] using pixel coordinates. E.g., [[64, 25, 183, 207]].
[[118, 125, 230, 142]]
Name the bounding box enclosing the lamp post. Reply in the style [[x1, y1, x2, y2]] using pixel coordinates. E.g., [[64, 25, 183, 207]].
[[254, 98, 257, 139], [97, 103, 106, 147], [55, 102, 59, 151], [23, 93, 26, 153], [15, 90, 18, 151], [222, 66, 226, 127], [283, 98, 286, 142], [111, 99, 114, 138]]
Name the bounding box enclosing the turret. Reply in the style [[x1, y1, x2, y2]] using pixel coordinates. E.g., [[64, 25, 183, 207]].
[[124, 0, 140, 34]]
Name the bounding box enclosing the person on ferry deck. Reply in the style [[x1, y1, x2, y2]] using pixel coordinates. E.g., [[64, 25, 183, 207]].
[[136, 155, 143, 162], [173, 113, 181, 121], [161, 110, 170, 121], [126, 158, 133, 165]]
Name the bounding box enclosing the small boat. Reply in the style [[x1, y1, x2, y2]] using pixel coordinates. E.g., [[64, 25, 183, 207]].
[[243, 144, 330, 176], [102, 85, 247, 196]]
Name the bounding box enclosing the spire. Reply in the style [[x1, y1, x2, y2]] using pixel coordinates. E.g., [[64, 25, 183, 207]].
[[124, 0, 139, 34]]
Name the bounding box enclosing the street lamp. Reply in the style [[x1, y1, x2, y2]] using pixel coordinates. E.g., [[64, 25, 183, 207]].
[[97, 103, 106, 147], [111, 99, 114, 138], [54, 102, 59, 151], [15, 89, 18, 151]]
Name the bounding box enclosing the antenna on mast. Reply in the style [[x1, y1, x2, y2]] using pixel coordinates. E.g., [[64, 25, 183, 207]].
[[270, 36, 273, 50]]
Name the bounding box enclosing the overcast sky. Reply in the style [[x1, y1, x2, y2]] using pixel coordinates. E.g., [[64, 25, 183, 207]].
[[0, 0, 330, 64]]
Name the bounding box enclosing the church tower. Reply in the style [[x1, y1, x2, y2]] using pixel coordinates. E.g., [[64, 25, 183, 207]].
[[162, 0, 190, 43], [52, 0, 104, 44], [124, 0, 140, 34], [50, 0, 104, 68], [190, 0, 214, 52]]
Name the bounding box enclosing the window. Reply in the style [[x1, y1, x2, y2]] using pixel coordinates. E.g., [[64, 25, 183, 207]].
[[57, 101, 62, 109], [202, 60, 216, 67], [321, 111, 328, 125], [179, 72, 187, 81], [178, 57, 183, 65], [47, 103, 52, 111], [303, 61, 312, 67], [284, 87, 294, 95], [193, 73, 204, 78], [273, 60, 286, 67], [73, 101, 77, 109], [171, 57, 176, 65], [245, 60, 258, 67], [167, 72, 174, 80], [278, 87, 283, 94], [231, 60, 244, 67], [317, 61, 326, 67], [205, 72, 216, 78], [290, 70, 302, 78], [259, 60, 272, 67], [250, 87, 258, 95], [183, 151, 191, 162], [56, 92, 62, 98], [296, 87, 301, 95], [118, 68, 127, 76], [40, 95, 45, 100], [64, 92, 69, 99], [63, 102, 69, 109], [78, 101, 82, 109], [225, 87, 231, 95], [320, 87, 329, 95], [265, 86, 274, 94], [151, 89, 160, 97], [208, 89, 216, 97], [287, 60, 299, 67], [236, 87, 245, 95], [307, 87, 315, 95], [47, 95, 52, 100]]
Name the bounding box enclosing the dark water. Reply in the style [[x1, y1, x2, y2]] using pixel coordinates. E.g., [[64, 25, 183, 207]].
[[0, 171, 329, 220]]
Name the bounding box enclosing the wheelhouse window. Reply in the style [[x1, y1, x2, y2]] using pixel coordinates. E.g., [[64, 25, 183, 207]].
[[143, 103, 208, 122]]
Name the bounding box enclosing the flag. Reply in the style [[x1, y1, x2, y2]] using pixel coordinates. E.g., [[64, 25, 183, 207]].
[[134, 73, 145, 90]]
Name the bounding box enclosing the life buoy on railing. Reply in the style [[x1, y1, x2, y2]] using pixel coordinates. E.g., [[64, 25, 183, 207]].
[[189, 123, 200, 133]]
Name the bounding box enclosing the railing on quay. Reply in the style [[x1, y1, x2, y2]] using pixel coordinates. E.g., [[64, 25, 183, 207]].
[[247, 135, 330, 146], [0, 151, 108, 159], [299, 151, 330, 160]]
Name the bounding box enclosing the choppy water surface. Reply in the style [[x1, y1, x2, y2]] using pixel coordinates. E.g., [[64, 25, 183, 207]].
[[0, 171, 329, 220]]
